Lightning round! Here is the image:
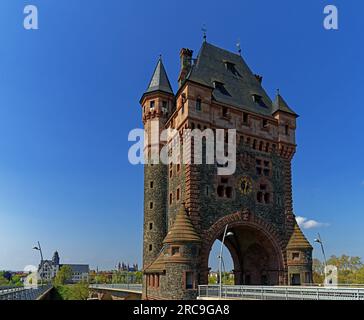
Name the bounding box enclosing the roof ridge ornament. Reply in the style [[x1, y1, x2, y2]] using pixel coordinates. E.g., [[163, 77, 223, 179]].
[[236, 39, 242, 55], [201, 24, 207, 42]]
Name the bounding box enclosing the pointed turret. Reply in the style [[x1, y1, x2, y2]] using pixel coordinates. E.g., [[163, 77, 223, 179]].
[[143, 57, 174, 98], [287, 223, 312, 250], [272, 91, 298, 117], [163, 206, 201, 244]]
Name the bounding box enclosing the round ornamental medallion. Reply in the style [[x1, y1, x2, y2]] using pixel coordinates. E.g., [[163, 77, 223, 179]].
[[238, 176, 253, 195]]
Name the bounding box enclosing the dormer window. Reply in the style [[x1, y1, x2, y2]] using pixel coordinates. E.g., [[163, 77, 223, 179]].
[[213, 81, 230, 96], [225, 61, 240, 76], [252, 94, 266, 108]]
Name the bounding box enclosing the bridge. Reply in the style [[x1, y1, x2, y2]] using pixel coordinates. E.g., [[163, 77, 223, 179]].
[[0, 285, 53, 300], [89, 284, 142, 300], [198, 285, 364, 300]]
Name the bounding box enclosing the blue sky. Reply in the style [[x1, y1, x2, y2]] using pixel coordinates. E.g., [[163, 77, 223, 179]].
[[0, 0, 363, 271]]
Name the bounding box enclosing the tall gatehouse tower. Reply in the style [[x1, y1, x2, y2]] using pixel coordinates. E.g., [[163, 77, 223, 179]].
[[140, 42, 313, 300]]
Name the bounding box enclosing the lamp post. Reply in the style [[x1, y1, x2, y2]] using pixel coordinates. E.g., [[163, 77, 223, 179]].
[[33, 241, 44, 286], [218, 225, 234, 299], [314, 233, 327, 285]]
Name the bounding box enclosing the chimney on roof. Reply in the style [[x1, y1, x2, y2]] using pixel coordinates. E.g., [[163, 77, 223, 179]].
[[178, 48, 193, 87], [254, 74, 263, 84]]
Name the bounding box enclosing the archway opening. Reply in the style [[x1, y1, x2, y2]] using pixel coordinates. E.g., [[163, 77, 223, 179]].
[[208, 240, 235, 285], [204, 223, 283, 286]]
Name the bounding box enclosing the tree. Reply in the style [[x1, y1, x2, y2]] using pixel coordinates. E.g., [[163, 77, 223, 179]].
[[54, 265, 73, 286], [68, 282, 89, 300]]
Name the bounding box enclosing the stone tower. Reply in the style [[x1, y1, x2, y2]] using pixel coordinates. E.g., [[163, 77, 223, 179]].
[[141, 42, 313, 300], [140, 58, 174, 268]]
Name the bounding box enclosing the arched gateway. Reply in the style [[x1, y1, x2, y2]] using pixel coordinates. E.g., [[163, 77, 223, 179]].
[[140, 41, 313, 300], [200, 211, 286, 286]]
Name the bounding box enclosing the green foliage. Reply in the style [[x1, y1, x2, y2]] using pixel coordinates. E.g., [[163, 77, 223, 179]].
[[0, 271, 23, 287], [55, 283, 89, 300], [314, 255, 364, 285], [208, 272, 234, 285], [54, 265, 73, 286]]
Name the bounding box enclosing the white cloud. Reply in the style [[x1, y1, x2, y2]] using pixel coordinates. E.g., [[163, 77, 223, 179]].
[[296, 216, 329, 229]]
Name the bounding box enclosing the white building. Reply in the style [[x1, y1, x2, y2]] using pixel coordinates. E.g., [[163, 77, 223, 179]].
[[38, 251, 89, 283]]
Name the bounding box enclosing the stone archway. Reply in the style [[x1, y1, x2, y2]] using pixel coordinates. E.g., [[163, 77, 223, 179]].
[[200, 210, 287, 286]]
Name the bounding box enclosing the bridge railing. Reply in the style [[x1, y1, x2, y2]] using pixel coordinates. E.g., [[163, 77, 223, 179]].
[[0, 285, 53, 301], [90, 284, 142, 292], [198, 285, 364, 300]]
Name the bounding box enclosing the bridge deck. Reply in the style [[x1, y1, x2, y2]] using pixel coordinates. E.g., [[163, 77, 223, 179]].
[[198, 285, 364, 300]]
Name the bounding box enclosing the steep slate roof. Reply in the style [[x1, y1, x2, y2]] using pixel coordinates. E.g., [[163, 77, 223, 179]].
[[163, 206, 201, 244], [287, 223, 313, 250], [272, 93, 298, 117], [186, 42, 273, 116], [145, 58, 174, 95]]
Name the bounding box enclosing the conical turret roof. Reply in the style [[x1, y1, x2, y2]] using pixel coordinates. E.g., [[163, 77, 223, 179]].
[[287, 223, 313, 250], [145, 58, 174, 95], [163, 206, 201, 244], [272, 92, 298, 117], [144, 252, 166, 273]]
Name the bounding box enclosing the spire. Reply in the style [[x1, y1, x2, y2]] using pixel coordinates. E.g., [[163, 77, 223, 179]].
[[272, 91, 298, 117], [144, 57, 174, 96], [163, 205, 200, 244]]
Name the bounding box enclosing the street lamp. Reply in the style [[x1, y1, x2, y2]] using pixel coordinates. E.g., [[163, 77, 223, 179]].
[[33, 241, 43, 286], [218, 225, 234, 299], [314, 233, 328, 285]]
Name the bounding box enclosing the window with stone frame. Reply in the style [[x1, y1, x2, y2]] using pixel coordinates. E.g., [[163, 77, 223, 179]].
[[185, 271, 194, 290], [292, 252, 300, 261], [171, 246, 180, 256], [162, 100, 168, 113], [150, 100, 155, 111], [256, 182, 272, 205], [285, 124, 290, 135], [256, 158, 271, 177], [169, 193, 173, 205], [242, 112, 249, 125], [176, 188, 180, 201], [217, 177, 233, 199], [222, 106, 229, 118]]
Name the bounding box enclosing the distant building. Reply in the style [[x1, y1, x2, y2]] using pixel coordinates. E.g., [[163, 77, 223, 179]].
[[118, 262, 139, 272], [38, 251, 89, 283]]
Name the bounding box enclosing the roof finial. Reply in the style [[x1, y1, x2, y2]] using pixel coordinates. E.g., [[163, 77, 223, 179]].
[[236, 39, 242, 55], [201, 24, 207, 42], [276, 88, 280, 95]]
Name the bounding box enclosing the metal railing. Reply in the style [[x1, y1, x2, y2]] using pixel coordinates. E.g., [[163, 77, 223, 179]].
[[198, 285, 364, 300], [0, 285, 53, 300], [90, 283, 142, 292]]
